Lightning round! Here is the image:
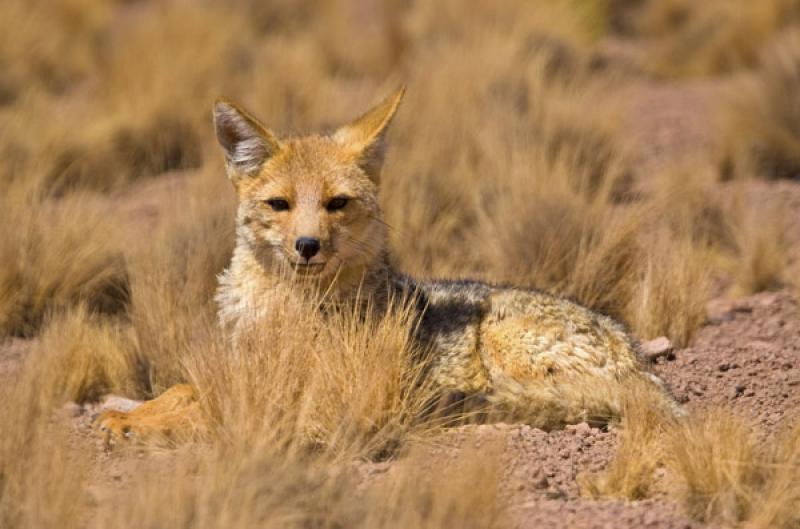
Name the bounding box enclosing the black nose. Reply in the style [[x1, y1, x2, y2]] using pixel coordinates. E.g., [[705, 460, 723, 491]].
[[295, 237, 321, 260]]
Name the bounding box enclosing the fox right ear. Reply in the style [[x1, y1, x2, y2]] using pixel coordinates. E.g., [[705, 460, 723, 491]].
[[213, 98, 281, 182]]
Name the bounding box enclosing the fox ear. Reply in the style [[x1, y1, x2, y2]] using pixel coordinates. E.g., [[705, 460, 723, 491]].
[[213, 98, 281, 183], [334, 86, 405, 182]]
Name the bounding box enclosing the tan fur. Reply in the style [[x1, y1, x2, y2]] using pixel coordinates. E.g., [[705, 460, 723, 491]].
[[96, 88, 676, 443]]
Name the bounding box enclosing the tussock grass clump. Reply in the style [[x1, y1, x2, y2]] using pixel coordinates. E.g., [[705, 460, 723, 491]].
[[0, 188, 129, 337], [189, 292, 435, 457], [725, 192, 790, 295], [33, 306, 140, 403], [615, 0, 800, 77], [588, 405, 800, 529], [665, 410, 763, 525], [0, 0, 111, 101], [580, 378, 678, 499], [0, 347, 91, 529], [720, 29, 800, 181], [749, 423, 800, 529], [43, 4, 254, 193], [627, 231, 712, 347]]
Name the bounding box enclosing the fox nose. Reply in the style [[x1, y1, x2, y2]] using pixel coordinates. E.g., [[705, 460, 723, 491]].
[[295, 237, 321, 260]]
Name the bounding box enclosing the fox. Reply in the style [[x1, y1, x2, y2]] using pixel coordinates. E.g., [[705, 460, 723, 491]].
[[96, 87, 677, 445]]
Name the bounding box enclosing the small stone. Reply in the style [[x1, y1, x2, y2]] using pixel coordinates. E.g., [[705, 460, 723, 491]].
[[732, 385, 746, 398], [718, 362, 731, 372], [640, 337, 675, 363]]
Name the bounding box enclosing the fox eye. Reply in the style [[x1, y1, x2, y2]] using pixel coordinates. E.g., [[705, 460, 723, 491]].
[[265, 198, 290, 212], [326, 196, 349, 212]]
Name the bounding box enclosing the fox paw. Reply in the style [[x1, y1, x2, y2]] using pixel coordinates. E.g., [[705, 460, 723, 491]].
[[94, 405, 201, 450], [95, 410, 140, 449]]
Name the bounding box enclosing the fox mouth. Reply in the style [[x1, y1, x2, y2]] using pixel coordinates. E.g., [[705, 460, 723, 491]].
[[287, 261, 327, 276]]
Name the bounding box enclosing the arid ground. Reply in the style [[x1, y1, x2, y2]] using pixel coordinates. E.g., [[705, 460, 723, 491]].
[[2, 1, 800, 528]]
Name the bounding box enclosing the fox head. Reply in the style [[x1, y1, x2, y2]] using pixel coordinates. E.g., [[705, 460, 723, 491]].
[[213, 88, 404, 287]]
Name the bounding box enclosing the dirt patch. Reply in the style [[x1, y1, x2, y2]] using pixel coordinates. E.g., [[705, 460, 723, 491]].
[[656, 291, 800, 438]]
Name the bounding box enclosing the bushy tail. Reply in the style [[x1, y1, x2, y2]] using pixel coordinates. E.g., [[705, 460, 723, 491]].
[[486, 371, 682, 431]]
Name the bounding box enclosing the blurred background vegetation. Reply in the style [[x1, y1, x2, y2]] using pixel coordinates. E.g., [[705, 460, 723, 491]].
[[1, 2, 800, 529]]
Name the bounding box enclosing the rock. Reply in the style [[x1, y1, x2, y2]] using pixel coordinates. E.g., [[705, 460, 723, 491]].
[[640, 337, 675, 362]]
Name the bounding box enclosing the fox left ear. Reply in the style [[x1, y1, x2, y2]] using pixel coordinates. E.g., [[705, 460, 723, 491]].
[[334, 86, 405, 182], [213, 98, 282, 186]]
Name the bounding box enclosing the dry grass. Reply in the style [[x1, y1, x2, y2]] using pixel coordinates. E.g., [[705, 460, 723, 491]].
[[1, 0, 799, 528], [93, 431, 506, 529], [580, 378, 678, 500], [0, 184, 129, 337], [188, 293, 436, 457], [0, 342, 91, 529], [610, 0, 800, 77], [749, 423, 800, 529], [33, 306, 140, 403], [585, 406, 800, 529], [719, 28, 800, 181], [0, 0, 112, 101], [665, 410, 763, 524], [725, 191, 790, 296], [123, 169, 235, 395]]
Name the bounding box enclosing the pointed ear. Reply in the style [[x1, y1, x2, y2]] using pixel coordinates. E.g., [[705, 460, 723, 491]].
[[333, 86, 405, 182], [213, 98, 281, 183]]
